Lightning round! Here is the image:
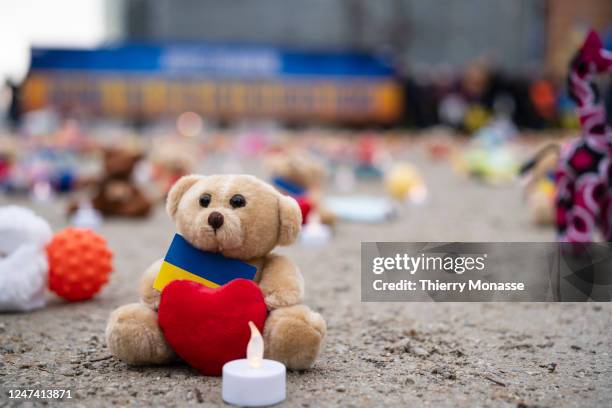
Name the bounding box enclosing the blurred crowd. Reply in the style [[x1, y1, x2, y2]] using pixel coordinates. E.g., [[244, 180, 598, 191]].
[[399, 59, 612, 132]]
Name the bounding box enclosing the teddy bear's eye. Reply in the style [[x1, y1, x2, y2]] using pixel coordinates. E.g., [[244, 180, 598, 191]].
[[229, 194, 246, 208], [199, 194, 211, 208]]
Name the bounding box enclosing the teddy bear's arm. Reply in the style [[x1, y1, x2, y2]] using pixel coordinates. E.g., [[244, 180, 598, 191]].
[[258, 254, 304, 310], [139, 259, 163, 310]]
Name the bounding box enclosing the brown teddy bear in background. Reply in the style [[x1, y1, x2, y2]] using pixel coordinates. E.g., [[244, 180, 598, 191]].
[[266, 149, 336, 226], [71, 147, 152, 218], [105, 174, 326, 370]]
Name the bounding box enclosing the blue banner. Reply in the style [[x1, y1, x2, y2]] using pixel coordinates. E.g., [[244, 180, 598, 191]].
[[24, 43, 402, 123], [30, 43, 395, 78]]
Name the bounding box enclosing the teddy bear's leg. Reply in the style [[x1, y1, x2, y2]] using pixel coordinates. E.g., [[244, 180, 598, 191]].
[[113, 189, 151, 218], [263, 305, 326, 370], [105, 302, 175, 365], [125, 193, 152, 217]]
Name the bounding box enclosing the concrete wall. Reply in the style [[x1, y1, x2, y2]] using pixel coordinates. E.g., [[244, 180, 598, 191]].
[[125, 0, 548, 71]]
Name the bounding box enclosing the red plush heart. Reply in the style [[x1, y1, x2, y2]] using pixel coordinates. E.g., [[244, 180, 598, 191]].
[[158, 278, 267, 376], [295, 196, 312, 224]]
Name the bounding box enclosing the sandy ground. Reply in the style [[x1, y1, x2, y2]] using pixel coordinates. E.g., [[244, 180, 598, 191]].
[[1, 151, 611, 407]]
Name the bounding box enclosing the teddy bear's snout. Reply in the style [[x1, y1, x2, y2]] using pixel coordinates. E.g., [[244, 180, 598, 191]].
[[207, 211, 224, 230]]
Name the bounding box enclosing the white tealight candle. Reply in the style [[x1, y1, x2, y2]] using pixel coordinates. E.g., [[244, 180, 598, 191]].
[[222, 322, 286, 407]]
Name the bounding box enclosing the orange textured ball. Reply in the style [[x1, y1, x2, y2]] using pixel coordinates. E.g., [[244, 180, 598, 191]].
[[46, 228, 113, 301]]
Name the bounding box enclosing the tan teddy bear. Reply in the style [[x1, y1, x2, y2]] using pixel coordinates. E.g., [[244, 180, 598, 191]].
[[266, 149, 336, 226], [105, 174, 326, 370]]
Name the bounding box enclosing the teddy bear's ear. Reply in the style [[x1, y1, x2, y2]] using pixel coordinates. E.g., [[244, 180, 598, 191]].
[[277, 195, 302, 246], [166, 175, 201, 219]]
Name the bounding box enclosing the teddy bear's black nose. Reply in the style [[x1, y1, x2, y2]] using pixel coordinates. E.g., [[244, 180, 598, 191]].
[[208, 211, 224, 230]]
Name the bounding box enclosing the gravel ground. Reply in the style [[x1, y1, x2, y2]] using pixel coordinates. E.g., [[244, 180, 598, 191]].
[[1, 151, 610, 407]]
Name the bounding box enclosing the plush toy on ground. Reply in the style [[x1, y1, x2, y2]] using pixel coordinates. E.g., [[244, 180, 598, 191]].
[[149, 138, 196, 199], [70, 147, 152, 218], [0, 207, 113, 311], [47, 228, 113, 301], [555, 30, 612, 242], [0, 206, 52, 311], [354, 136, 384, 179], [519, 144, 560, 226], [266, 149, 336, 226], [0, 136, 16, 191], [106, 175, 326, 373], [384, 162, 427, 204], [456, 145, 518, 185]]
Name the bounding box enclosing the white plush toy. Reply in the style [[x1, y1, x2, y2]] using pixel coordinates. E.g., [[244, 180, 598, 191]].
[[0, 206, 53, 312]]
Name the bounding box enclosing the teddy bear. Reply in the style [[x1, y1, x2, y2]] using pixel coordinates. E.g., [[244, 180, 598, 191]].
[[105, 174, 326, 370], [266, 148, 336, 227], [148, 137, 196, 200], [70, 147, 152, 218]]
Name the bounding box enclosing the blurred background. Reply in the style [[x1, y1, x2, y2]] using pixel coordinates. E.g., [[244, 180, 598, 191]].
[[0, 0, 611, 233], [2, 4, 611, 405], [0, 0, 611, 130]]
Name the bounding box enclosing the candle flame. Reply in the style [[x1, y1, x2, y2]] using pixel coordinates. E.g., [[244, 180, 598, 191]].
[[247, 321, 263, 368]]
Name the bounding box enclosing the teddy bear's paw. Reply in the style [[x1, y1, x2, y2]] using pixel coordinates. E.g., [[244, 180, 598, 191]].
[[264, 288, 303, 310], [105, 303, 175, 365], [139, 259, 163, 310], [263, 305, 326, 370]]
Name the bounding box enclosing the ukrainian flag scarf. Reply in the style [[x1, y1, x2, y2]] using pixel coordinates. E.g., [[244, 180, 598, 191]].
[[153, 234, 257, 291]]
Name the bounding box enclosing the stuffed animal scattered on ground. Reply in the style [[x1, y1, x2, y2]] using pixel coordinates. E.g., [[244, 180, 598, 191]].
[[0, 206, 52, 311], [148, 138, 196, 200], [354, 136, 385, 179], [105, 174, 326, 372], [266, 149, 336, 226], [0, 136, 16, 190], [454, 147, 518, 185], [0, 206, 113, 311], [70, 147, 152, 218], [519, 143, 560, 226], [555, 30, 612, 242], [384, 162, 427, 204]]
